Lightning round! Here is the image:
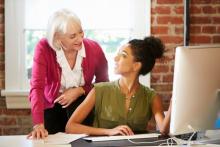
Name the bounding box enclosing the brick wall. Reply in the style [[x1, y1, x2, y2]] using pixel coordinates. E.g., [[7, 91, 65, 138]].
[[151, 0, 220, 110], [0, 0, 220, 135]]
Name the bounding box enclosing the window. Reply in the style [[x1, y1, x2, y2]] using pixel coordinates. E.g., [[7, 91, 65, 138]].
[[3, 0, 151, 108]]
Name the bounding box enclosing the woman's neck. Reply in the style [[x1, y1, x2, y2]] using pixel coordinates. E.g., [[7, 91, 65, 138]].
[[63, 50, 78, 69], [119, 76, 139, 97]]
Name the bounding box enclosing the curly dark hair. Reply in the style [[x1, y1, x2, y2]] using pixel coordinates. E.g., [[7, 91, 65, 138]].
[[128, 36, 165, 75]]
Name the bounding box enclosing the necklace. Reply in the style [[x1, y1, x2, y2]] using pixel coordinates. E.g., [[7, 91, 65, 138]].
[[119, 80, 139, 100]]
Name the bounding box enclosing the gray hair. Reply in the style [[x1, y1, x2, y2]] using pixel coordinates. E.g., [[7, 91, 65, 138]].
[[46, 9, 82, 50]]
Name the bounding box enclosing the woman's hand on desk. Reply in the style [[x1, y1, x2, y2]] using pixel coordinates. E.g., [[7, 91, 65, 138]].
[[107, 125, 134, 136], [27, 123, 48, 139]]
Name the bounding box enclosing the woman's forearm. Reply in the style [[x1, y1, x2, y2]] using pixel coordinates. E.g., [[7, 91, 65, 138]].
[[65, 123, 109, 136], [160, 101, 172, 135]]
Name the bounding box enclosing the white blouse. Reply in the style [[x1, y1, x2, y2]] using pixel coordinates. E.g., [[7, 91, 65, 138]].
[[56, 44, 86, 92]]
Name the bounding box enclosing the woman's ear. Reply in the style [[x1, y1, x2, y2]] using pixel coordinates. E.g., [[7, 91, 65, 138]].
[[54, 33, 62, 50], [133, 62, 142, 72]]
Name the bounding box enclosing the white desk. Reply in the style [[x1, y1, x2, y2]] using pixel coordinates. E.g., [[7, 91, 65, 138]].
[[0, 135, 71, 147], [0, 135, 220, 147]]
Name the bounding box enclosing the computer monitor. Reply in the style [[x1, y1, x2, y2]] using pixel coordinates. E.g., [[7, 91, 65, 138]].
[[170, 45, 220, 136]]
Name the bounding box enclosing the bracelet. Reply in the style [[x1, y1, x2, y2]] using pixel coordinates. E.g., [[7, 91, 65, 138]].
[[33, 124, 43, 129]]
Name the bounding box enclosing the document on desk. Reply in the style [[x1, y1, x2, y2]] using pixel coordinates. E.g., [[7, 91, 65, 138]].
[[43, 132, 87, 144], [84, 133, 160, 142]]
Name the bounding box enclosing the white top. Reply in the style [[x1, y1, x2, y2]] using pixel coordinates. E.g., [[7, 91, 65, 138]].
[[56, 44, 86, 92]]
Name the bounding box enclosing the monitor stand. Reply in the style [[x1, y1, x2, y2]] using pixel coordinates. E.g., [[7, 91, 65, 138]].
[[195, 130, 220, 145], [174, 132, 197, 141]]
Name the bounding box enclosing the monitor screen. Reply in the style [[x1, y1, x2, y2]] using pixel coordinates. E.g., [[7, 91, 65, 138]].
[[170, 45, 220, 135]]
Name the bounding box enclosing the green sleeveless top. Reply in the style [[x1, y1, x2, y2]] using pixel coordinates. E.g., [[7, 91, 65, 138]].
[[93, 80, 155, 132]]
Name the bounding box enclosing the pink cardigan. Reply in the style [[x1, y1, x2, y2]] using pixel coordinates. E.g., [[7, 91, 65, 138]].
[[29, 38, 109, 125]]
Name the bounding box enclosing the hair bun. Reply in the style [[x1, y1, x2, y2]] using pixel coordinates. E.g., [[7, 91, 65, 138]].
[[143, 36, 165, 59]]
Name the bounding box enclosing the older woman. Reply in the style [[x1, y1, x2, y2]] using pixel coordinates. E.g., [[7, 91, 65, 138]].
[[66, 36, 171, 136], [27, 9, 108, 139]]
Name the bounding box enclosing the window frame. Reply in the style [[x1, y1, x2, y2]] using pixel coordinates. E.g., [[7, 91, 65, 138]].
[[2, 0, 151, 108]]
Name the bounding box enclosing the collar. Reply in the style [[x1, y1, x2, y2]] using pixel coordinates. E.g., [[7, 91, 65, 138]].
[[78, 42, 86, 58]]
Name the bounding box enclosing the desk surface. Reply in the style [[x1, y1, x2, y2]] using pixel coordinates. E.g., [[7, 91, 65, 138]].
[[0, 135, 71, 147], [0, 135, 219, 147]]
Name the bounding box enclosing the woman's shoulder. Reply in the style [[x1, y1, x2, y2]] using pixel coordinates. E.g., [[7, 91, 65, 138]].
[[34, 38, 55, 58], [83, 38, 102, 51], [94, 81, 116, 89], [37, 38, 49, 46], [83, 38, 98, 45], [140, 84, 156, 97], [35, 38, 54, 51]]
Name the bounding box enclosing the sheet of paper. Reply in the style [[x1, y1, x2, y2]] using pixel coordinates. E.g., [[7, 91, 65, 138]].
[[84, 133, 160, 142], [43, 132, 87, 144]]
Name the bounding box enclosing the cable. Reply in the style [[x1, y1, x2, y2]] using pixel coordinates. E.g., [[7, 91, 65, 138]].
[[186, 125, 197, 147], [127, 125, 197, 147], [128, 137, 178, 146], [128, 138, 169, 144]]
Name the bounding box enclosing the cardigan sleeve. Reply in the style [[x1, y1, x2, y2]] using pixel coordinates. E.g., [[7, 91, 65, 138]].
[[94, 42, 109, 83], [29, 39, 47, 125], [82, 39, 109, 94]]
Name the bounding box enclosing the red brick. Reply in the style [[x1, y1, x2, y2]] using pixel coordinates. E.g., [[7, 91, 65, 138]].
[[17, 117, 32, 126], [157, 0, 182, 4], [0, 44, 4, 52], [0, 62, 4, 70], [3, 127, 31, 135], [157, 16, 183, 24], [217, 27, 220, 33], [2, 109, 31, 116], [170, 17, 183, 24], [156, 16, 171, 24], [0, 15, 3, 24], [0, 117, 17, 126], [218, 7, 220, 13], [213, 36, 220, 43], [213, 17, 220, 24], [158, 54, 175, 64], [152, 6, 171, 14], [162, 74, 174, 83], [0, 0, 4, 5], [0, 7, 4, 14], [190, 26, 201, 33], [175, 27, 183, 34], [0, 24, 4, 33], [191, 0, 213, 4], [173, 6, 184, 14], [151, 26, 168, 34], [213, 0, 220, 4], [152, 65, 169, 73], [190, 6, 202, 14], [202, 6, 217, 14], [202, 26, 216, 33], [151, 74, 161, 83], [0, 79, 5, 89], [191, 16, 212, 24], [160, 36, 183, 44], [190, 35, 212, 44], [0, 71, 5, 79]]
